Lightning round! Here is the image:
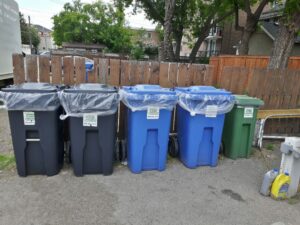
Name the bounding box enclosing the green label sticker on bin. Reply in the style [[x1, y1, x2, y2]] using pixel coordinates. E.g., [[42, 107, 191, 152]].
[[244, 107, 254, 118], [83, 113, 98, 127], [205, 105, 218, 118], [147, 107, 159, 120], [23, 112, 35, 126]]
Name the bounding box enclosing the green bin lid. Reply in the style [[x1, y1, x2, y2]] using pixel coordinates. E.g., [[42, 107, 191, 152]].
[[234, 95, 264, 107]]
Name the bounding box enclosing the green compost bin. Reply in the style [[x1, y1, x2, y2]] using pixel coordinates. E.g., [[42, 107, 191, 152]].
[[222, 95, 264, 159]]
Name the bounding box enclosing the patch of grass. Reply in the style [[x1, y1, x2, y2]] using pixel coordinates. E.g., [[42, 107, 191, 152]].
[[266, 144, 274, 151], [0, 154, 15, 170]]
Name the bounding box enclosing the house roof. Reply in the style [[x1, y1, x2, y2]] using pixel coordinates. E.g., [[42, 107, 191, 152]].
[[62, 42, 107, 50], [34, 24, 52, 33], [260, 21, 300, 44]]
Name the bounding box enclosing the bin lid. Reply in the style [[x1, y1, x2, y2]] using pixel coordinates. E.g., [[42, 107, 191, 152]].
[[120, 85, 177, 111], [123, 85, 176, 95], [175, 86, 235, 116], [175, 86, 231, 95], [64, 83, 117, 93], [234, 95, 264, 107], [85, 61, 94, 70], [0, 83, 60, 111], [1, 82, 59, 93]]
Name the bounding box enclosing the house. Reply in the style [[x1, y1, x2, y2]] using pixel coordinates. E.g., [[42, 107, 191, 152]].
[[248, 8, 300, 56], [130, 27, 160, 47], [34, 24, 57, 52]]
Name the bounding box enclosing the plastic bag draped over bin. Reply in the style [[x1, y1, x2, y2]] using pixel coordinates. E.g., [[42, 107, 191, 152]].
[[58, 83, 119, 119], [119, 85, 178, 112], [176, 86, 235, 116], [0, 83, 60, 111]]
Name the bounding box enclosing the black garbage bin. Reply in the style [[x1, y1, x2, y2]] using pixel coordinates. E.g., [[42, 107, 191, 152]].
[[59, 84, 119, 176], [0, 83, 64, 176]]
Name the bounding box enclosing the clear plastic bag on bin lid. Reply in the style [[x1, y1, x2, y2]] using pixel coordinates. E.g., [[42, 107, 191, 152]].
[[175, 86, 235, 116], [119, 85, 178, 111], [0, 83, 61, 111], [58, 83, 120, 119]]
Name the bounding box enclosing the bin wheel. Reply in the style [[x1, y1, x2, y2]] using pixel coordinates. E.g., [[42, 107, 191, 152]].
[[168, 136, 179, 158], [120, 139, 127, 163], [115, 140, 120, 162]]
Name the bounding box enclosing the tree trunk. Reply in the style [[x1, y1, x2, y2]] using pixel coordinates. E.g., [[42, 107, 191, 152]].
[[174, 31, 183, 61], [239, 16, 257, 55], [162, 0, 176, 61], [189, 29, 210, 63], [268, 13, 300, 69]]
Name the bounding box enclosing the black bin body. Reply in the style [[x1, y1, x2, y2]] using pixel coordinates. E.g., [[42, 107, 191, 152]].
[[61, 84, 119, 176], [1, 83, 64, 176]]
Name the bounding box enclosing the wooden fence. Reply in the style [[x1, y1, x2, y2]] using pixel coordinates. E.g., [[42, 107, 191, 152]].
[[12, 54, 300, 136], [210, 55, 300, 83]]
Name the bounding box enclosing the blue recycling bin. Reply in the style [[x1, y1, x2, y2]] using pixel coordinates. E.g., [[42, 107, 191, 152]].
[[176, 86, 234, 169], [121, 85, 178, 173]]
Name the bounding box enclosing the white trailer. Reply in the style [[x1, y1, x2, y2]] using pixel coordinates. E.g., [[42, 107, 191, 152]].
[[0, 0, 22, 81]]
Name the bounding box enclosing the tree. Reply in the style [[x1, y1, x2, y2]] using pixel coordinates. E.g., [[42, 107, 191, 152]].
[[268, 0, 300, 69], [121, 0, 233, 62], [234, 0, 273, 55], [52, 0, 133, 53], [19, 13, 40, 49]]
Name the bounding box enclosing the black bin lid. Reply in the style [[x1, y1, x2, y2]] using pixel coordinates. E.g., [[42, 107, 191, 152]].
[[1, 83, 58, 93], [64, 83, 117, 93]]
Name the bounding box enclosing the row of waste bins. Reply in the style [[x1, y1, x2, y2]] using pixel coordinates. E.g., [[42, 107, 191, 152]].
[[0, 83, 263, 176]]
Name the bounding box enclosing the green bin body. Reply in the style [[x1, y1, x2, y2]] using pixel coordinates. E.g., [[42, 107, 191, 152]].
[[222, 95, 263, 159]]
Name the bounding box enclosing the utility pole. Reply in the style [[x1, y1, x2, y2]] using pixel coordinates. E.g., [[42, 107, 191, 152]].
[[28, 15, 33, 54]]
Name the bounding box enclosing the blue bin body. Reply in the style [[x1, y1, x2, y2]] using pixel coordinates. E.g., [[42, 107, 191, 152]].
[[123, 85, 177, 173], [176, 86, 233, 168]]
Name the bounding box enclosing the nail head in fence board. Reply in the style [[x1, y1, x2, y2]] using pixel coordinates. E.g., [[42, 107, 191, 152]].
[[39, 56, 50, 83], [75, 57, 85, 84], [149, 61, 159, 84], [63, 57, 74, 85], [26, 55, 38, 82], [99, 58, 108, 84], [109, 59, 120, 86], [51, 56, 62, 84], [12, 54, 25, 84]]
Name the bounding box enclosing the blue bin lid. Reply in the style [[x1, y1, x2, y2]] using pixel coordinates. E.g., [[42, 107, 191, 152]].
[[85, 62, 93, 70], [175, 86, 231, 95], [175, 86, 235, 116], [120, 85, 177, 111], [123, 85, 176, 95]]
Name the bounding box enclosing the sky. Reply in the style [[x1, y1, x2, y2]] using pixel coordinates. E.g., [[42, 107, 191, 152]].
[[15, 0, 156, 30]]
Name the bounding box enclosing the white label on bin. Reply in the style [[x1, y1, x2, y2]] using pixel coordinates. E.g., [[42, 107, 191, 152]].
[[23, 112, 35, 125], [205, 105, 218, 118], [147, 107, 160, 119], [244, 107, 254, 118], [83, 113, 98, 127]]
